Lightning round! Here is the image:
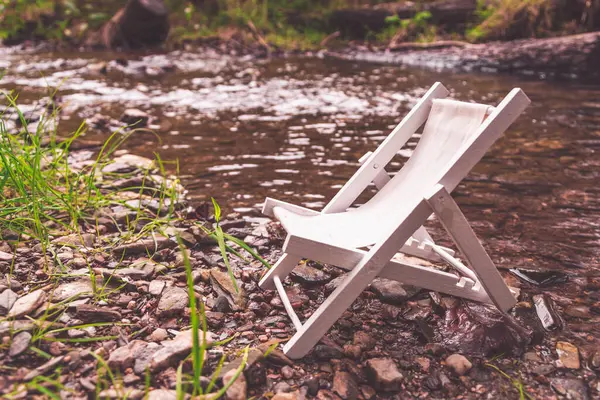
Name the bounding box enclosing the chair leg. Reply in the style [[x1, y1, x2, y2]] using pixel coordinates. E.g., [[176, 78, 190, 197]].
[[425, 185, 516, 312], [259, 253, 302, 290]]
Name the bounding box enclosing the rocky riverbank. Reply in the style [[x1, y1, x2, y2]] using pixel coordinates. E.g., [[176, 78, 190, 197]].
[[0, 114, 597, 398], [326, 31, 600, 80]]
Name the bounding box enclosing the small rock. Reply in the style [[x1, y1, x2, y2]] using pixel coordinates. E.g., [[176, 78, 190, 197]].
[[108, 340, 149, 371], [343, 344, 361, 359], [523, 352, 542, 362], [112, 235, 173, 257], [291, 263, 331, 285], [149, 280, 166, 296], [24, 356, 64, 381], [148, 328, 169, 342], [565, 305, 591, 319], [281, 365, 294, 379], [134, 342, 162, 375], [151, 329, 214, 371], [0, 250, 14, 261], [52, 233, 95, 248], [550, 378, 589, 400], [8, 289, 46, 318], [220, 348, 266, 387], [76, 304, 121, 322], [316, 389, 342, 399], [157, 287, 188, 317], [9, 331, 32, 357], [272, 393, 298, 400], [121, 109, 149, 126], [212, 295, 232, 313], [52, 280, 94, 302], [370, 278, 418, 304], [324, 274, 347, 293], [333, 371, 359, 400], [445, 354, 472, 376], [353, 331, 375, 351], [314, 343, 344, 361], [147, 389, 178, 400], [556, 341, 580, 369], [98, 388, 144, 399], [0, 289, 18, 315], [365, 358, 403, 392], [223, 368, 247, 400], [210, 269, 246, 310]]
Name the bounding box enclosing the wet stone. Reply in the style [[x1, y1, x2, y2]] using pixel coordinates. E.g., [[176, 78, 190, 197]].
[[365, 358, 403, 392], [8, 289, 46, 318], [550, 378, 589, 400], [0, 289, 18, 315], [333, 371, 360, 400], [157, 287, 188, 317], [291, 263, 331, 285], [121, 109, 149, 126], [9, 331, 32, 357], [445, 354, 472, 376], [369, 278, 419, 304], [556, 341, 580, 369]]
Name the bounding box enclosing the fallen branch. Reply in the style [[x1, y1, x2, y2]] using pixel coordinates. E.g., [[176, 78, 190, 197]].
[[247, 20, 271, 55], [388, 40, 472, 52]]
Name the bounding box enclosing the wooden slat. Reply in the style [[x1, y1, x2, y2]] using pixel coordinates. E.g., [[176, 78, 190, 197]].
[[284, 233, 489, 304], [425, 184, 516, 312], [273, 275, 303, 330]]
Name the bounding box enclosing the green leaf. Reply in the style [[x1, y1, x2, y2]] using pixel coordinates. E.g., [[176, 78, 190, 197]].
[[223, 232, 271, 269], [215, 225, 239, 293], [211, 197, 221, 222]]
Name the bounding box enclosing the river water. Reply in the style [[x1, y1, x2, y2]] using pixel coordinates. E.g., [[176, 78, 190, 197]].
[[1, 47, 599, 278]]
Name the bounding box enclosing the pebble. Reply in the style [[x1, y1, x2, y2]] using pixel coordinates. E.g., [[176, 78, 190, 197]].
[[9, 331, 32, 357], [550, 378, 589, 400], [210, 268, 246, 310], [148, 280, 167, 296], [52, 233, 96, 248], [281, 365, 294, 379], [108, 340, 149, 371], [365, 358, 403, 392], [0, 250, 14, 261], [121, 109, 149, 126], [0, 289, 18, 315], [148, 328, 169, 342], [556, 341, 580, 369], [151, 329, 214, 371], [353, 331, 375, 351], [445, 354, 472, 376], [8, 289, 46, 318], [272, 393, 298, 400], [333, 371, 360, 399], [291, 263, 331, 285], [157, 287, 188, 317], [369, 278, 419, 304], [147, 389, 178, 400], [223, 368, 247, 400]]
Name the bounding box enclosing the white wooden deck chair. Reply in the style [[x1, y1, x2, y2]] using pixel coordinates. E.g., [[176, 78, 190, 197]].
[[260, 82, 530, 359]]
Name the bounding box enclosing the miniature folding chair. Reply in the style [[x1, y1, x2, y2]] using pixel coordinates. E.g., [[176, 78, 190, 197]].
[[260, 82, 530, 359]]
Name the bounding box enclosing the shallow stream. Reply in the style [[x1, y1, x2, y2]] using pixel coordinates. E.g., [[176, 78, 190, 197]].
[[1, 47, 598, 278]]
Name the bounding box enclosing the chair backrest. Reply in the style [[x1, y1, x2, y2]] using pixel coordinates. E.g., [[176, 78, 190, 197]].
[[362, 99, 491, 213]]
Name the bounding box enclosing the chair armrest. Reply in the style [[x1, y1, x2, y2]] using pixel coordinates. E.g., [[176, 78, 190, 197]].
[[262, 197, 320, 218]]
